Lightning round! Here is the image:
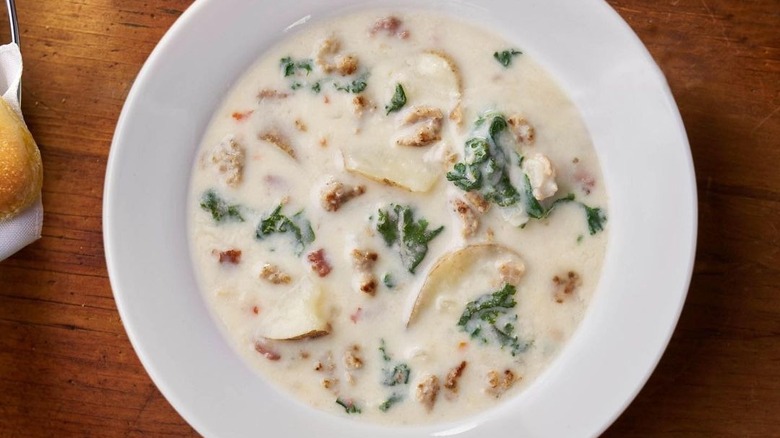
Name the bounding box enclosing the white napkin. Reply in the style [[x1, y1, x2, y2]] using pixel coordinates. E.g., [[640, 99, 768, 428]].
[[0, 43, 43, 261]]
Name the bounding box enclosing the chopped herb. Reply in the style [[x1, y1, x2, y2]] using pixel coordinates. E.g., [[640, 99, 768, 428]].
[[379, 394, 403, 412], [576, 234, 584, 244], [335, 397, 361, 414], [493, 49, 522, 67], [199, 190, 244, 223], [376, 204, 444, 273], [255, 204, 315, 256], [385, 83, 407, 114], [457, 284, 530, 356], [382, 363, 411, 386], [311, 82, 321, 93], [379, 339, 392, 362], [378, 340, 411, 387], [584, 205, 607, 235], [382, 273, 395, 289], [290, 81, 303, 90], [333, 72, 368, 93], [280, 56, 313, 77]]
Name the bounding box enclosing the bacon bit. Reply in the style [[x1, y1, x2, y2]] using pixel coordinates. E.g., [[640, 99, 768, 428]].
[[260, 264, 292, 285], [486, 369, 518, 398], [307, 249, 333, 277], [258, 89, 290, 100], [252, 305, 260, 315], [349, 307, 363, 324], [352, 94, 375, 117], [416, 375, 440, 411], [553, 271, 582, 303], [231, 110, 254, 121], [457, 341, 468, 350], [323, 95, 330, 104], [322, 378, 338, 389], [214, 249, 242, 264], [259, 129, 296, 159], [254, 340, 281, 361], [321, 181, 366, 212], [318, 136, 328, 147], [444, 361, 467, 394], [369, 16, 409, 39], [294, 118, 308, 132]]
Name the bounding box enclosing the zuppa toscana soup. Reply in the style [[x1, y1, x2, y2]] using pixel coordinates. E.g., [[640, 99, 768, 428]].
[[188, 10, 608, 424]]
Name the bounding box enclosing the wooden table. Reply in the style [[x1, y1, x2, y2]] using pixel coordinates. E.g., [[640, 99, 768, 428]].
[[0, 0, 777, 436]]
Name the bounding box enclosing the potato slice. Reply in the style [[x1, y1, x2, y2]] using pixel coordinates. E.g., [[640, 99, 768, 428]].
[[257, 277, 330, 340], [406, 244, 525, 327], [340, 50, 463, 192]]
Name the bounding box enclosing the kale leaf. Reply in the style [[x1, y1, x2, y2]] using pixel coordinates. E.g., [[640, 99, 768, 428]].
[[584, 205, 607, 235], [376, 204, 444, 273], [333, 72, 368, 93], [255, 204, 315, 256], [280, 56, 313, 77], [199, 189, 244, 223], [378, 393, 403, 412], [382, 363, 411, 386], [378, 340, 411, 387], [457, 284, 530, 357], [493, 49, 522, 67], [445, 114, 521, 207], [385, 83, 407, 114], [335, 397, 361, 414]]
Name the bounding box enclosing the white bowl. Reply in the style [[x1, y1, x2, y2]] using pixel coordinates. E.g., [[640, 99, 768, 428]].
[[103, 0, 697, 436]]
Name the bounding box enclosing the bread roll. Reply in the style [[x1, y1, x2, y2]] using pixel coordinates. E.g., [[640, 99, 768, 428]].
[[0, 98, 42, 220]]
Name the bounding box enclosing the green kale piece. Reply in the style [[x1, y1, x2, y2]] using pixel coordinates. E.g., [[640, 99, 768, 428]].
[[379, 339, 392, 362], [382, 363, 411, 386], [376, 204, 444, 273], [280, 56, 312, 77], [385, 83, 407, 114], [382, 273, 395, 289], [493, 49, 522, 67], [199, 190, 244, 223], [333, 72, 368, 93], [378, 340, 411, 386], [378, 394, 403, 412], [335, 397, 361, 414], [457, 284, 530, 357], [255, 204, 315, 256], [584, 205, 607, 235]]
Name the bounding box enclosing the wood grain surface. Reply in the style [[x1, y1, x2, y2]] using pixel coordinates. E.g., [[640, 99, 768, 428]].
[[0, 0, 777, 436]]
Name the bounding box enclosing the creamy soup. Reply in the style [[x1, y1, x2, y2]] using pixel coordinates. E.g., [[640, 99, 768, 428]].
[[188, 10, 608, 425]]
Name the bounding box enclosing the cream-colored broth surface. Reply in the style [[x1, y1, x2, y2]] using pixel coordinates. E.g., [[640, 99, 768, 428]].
[[189, 10, 607, 425]]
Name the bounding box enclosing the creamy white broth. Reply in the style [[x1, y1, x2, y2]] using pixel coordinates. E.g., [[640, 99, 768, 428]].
[[189, 10, 607, 425]]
